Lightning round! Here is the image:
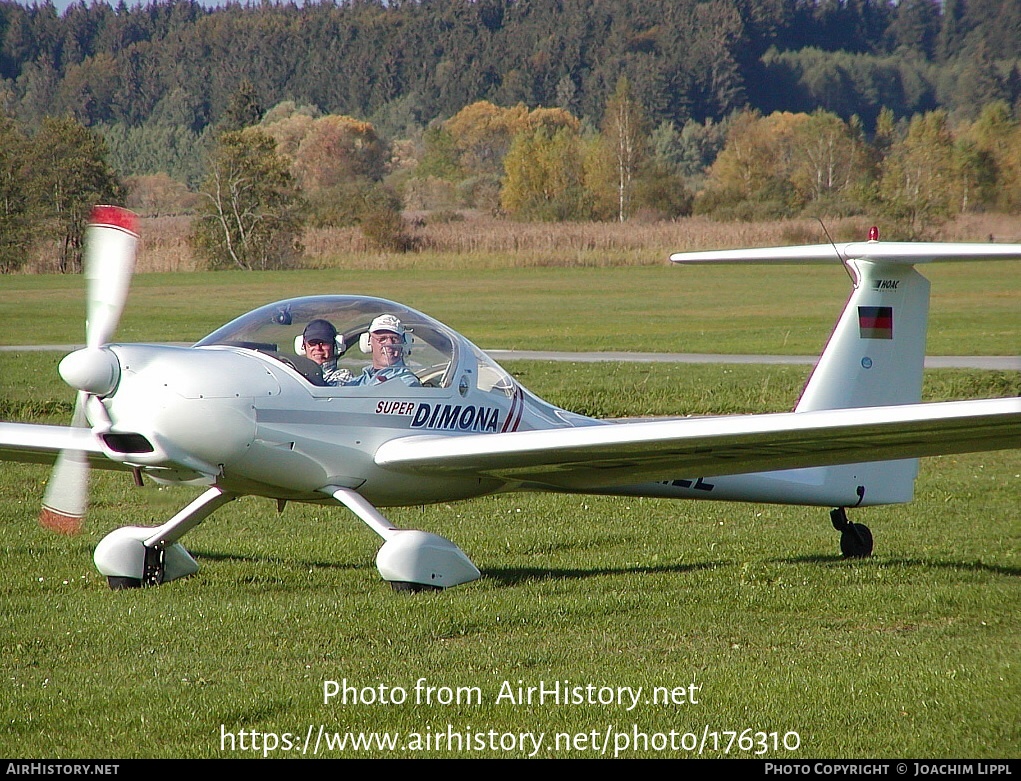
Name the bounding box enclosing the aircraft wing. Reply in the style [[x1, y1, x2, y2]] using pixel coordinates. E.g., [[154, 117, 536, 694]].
[[0, 421, 124, 470], [374, 398, 1021, 490]]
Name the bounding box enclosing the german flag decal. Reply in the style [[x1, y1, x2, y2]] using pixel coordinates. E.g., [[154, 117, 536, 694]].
[[859, 306, 893, 339]]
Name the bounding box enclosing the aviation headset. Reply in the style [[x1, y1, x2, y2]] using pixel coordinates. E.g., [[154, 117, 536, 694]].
[[295, 319, 346, 357]]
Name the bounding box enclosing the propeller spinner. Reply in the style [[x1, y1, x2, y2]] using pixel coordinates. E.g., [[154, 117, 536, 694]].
[[39, 205, 139, 534]]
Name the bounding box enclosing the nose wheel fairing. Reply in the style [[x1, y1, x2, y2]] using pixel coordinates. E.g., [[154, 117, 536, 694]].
[[92, 487, 235, 589], [94, 526, 199, 588]]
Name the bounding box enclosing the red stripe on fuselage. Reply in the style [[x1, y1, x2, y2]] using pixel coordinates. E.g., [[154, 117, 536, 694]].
[[502, 387, 523, 432]]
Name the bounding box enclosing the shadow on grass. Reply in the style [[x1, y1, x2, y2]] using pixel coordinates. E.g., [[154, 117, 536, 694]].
[[191, 548, 371, 572], [487, 554, 1021, 587], [783, 554, 1021, 578], [482, 560, 726, 586], [191, 549, 1021, 586]]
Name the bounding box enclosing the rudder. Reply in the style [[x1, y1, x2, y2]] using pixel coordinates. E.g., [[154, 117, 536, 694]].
[[796, 259, 930, 413]]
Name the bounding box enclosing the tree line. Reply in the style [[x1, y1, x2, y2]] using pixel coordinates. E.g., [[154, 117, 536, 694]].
[[0, 113, 120, 272], [2, 0, 1018, 139], [3, 76, 1021, 272], [401, 88, 1021, 237], [2, 0, 1021, 270], [186, 80, 1021, 271]]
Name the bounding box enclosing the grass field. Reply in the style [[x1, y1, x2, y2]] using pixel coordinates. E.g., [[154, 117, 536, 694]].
[[1, 262, 1019, 759], [2, 259, 1019, 355]]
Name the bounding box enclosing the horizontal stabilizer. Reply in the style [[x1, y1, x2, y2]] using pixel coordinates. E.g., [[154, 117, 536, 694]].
[[670, 241, 1021, 265]]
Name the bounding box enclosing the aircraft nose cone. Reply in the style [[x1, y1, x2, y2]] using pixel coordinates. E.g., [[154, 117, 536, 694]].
[[58, 347, 121, 396]]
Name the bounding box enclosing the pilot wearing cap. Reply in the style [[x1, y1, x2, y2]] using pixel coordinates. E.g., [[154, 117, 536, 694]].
[[344, 314, 421, 388], [302, 319, 353, 386]]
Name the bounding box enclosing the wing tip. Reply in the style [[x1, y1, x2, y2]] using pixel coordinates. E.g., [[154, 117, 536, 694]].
[[39, 507, 83, 535]]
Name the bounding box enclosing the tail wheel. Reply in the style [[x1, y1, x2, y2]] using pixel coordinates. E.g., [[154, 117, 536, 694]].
[[840, 523, 873, 558], [830, 507, 874, 558]]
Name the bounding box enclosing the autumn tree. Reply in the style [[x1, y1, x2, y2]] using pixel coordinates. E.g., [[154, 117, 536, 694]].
[[5, 0, 1021, 169], [787, 111, 871, 211], [434, 101, 529, 210], [24, 115, 123, 273], [875, 111, 960, 238], [193, 128, 305, 270], [259, 101, 320, 157], [444, 101, 530, 178], [599, 77, 647, 223], [292, 115, 388, 191], [0, 115, 32, 273], [694, 109, 879, 219], [959, 101, 1021, 212], [525, 107, 582, 136], [694, 110, 807, 219], [416, 103, 581, 212], [261, 111, 389, 227], [501, 125, 587, 221], [124, 172, 201, 217], [300, 115, 387, 227]]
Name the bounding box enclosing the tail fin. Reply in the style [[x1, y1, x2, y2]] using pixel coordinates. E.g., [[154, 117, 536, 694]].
[[791, 255, 931, 505], [668, 236, 1021, 508], [795, 256, 929, 413]]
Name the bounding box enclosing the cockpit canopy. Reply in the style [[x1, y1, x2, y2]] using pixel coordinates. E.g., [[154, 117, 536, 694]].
[[195, 295, 459, 388]]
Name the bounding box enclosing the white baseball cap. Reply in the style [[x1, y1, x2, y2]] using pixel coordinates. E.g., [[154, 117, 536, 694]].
[[369, 314, 405, 335]]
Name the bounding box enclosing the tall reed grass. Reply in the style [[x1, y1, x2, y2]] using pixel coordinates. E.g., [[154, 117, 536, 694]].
[[17, 212, 1021, 274]]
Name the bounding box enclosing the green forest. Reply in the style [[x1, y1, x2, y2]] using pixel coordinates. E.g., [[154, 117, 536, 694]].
[[1, 0, 1020, 270]]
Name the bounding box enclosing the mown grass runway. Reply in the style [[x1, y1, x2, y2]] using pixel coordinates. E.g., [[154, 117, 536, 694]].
[[1, 260, 1018, 355], [1, 265, 1018, 758]]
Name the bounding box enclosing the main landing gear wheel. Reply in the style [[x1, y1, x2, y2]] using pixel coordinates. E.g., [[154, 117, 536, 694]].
[[103, 537, 166, 590], [328, 488, 481, 592], [93, 524, 203, 589], [830, 508, 873, 559]]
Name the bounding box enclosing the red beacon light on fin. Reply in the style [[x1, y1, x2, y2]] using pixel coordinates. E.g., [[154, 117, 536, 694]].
[[868, 226, 879, 241]]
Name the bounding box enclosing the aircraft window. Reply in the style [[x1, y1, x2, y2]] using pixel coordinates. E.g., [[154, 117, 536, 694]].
[[468, 343, 516, 398], [195, 296, 457, 390]]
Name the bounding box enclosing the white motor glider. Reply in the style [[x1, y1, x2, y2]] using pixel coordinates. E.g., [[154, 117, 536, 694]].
[[1, 208, 1018, 590]]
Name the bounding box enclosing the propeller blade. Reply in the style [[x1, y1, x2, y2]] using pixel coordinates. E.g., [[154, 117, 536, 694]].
[[40, 206, 139, 533], [39, 392, 89, 534], [85, 205, 139, 350]]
